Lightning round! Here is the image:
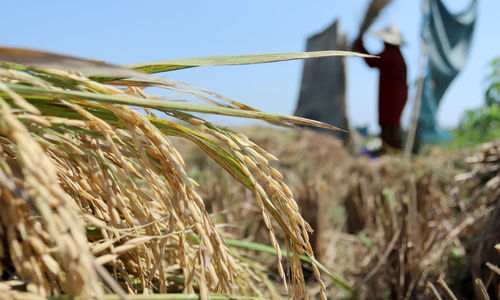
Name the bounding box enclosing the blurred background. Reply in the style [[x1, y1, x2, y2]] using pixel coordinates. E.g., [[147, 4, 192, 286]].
[[2, 0, 498, 135]]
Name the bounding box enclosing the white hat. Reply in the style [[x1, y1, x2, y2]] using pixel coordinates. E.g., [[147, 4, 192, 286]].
[[371, 24, 404, 46]]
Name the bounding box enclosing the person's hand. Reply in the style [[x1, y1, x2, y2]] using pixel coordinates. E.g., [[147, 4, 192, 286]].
[[353, 36, 363, 51]]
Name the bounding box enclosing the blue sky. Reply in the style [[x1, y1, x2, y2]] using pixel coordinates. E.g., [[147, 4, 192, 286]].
[[2, 1, 498, 133]]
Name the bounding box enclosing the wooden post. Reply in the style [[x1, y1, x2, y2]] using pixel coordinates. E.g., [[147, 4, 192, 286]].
[[404, 0, 429, 159], [404, 51, 426, 159]]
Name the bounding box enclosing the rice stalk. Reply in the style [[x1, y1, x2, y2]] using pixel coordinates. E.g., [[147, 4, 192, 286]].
[[0, 47, 359, 299]]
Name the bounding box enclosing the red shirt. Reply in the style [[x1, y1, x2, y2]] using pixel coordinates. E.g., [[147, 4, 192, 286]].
[[354, 38, 408, 127]]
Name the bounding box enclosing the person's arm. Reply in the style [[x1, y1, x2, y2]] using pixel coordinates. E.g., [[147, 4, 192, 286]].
[[353, 36, 382, 68]]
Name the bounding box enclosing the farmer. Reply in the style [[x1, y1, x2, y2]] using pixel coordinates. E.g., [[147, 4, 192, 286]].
[[353, 24, 408, 150]]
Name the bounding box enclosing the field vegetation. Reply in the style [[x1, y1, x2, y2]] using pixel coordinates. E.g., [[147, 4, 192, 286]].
[[1, 49, 500, 300]]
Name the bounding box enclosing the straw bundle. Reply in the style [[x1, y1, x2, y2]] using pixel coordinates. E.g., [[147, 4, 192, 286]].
[[170, 124, 500, 298], [339, 142, 500, 299], [358, 0, 393, 36], [424, 141, 500, 299]]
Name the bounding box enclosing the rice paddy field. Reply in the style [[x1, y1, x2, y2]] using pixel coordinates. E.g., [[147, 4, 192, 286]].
[[0, 48, 500, 300]]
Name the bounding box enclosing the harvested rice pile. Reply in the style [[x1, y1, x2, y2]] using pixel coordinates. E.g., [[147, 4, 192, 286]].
[[177, 126, 500, 299], [340, 154, 462, 299]]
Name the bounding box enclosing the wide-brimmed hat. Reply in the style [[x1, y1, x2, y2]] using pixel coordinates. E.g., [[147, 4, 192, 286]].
[[371, 24, 404, 46]]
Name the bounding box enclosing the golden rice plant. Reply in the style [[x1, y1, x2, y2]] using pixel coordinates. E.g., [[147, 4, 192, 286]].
[[0, 47, 365, 300]]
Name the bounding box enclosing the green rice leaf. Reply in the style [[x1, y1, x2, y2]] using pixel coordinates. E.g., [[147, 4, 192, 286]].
[[5, 83, 345, 131], [125, 51, 372, 73]]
